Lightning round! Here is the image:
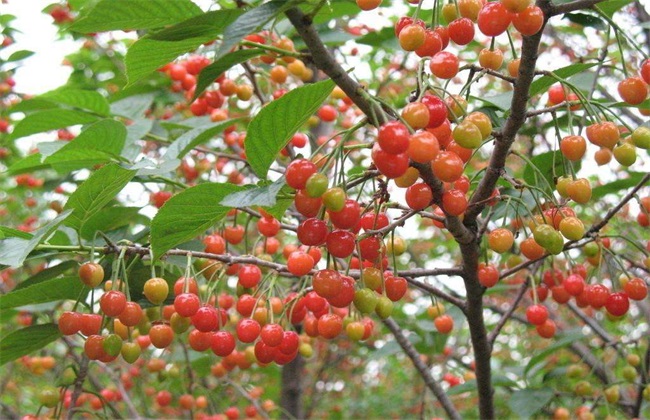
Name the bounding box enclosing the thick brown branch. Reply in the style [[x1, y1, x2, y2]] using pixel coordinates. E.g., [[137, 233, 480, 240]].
[[382, 318, 462, 420], [550, 0, 608, 15], [285, 7, 383, 124]]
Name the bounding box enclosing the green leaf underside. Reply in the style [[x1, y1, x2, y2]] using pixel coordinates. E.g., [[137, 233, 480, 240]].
[[125, 10, 241, 85], [9, 109, 99, 141], [0, 211, 72, 268], [0, 276, 86, 310], [194, 49, 265, 99], [39, 88, 111, 116], [163, 118, 244, 161], [80, 207, 143, 240], [0, 324, 62, 366], [221, 179, 286, 208], [43, 119, 127, 172], [529, 63, 599, 97], [14, 261, 78, 290], [217, 1, 289, 58], [245, 78, 336, 178], [63, 163, 136, 232], [150, 183, 245, 259], [523, 151, 581, 194], [70, 0, 203, 33]]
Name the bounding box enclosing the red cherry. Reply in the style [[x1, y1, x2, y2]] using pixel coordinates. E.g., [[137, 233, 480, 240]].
[[525, 304, 548, 325], [605, 292, 629, 317]]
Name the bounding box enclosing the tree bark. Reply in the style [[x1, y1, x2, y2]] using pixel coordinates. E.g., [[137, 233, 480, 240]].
[[280, 353, 305, 419]]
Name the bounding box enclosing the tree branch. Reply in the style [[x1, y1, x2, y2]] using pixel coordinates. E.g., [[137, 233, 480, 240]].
[[382, 318, 462, 420], [550, 0, 608, 15]]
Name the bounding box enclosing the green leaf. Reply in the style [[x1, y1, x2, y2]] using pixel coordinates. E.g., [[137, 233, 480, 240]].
[[0, 276, 86, 310], [0, 211, 72, 268], [596, 0, 633, 17], [357, 27, 399, 48], [508, 388, 555, 419], [522, 151, 580, 194], [221, 179, 287, 209], [123, 119, 154, 161], [6, 50, 34, 62], [43, 119, 127, 172], [245, 79, 335, 178], [14, 261, 78, 290], [6, 153, 51, 176], [217, 1, 288, 58], [150, 183, 244, 258], [194, 49, 265, 99], [592, 172, 647, 200], [63, 163, 136, 232], [80, 207, 143, 240], [311, 0, 360, 24], [70, 0, 203, 33], [9, 109, 99, 140], [563, 12, 606, 30], [39, 88, 111, 116], [110, 93, 156, 119], [163, 118, 243, 161], [0, 227, 33, 240], [475, 92, 513, 111], [125, 10, 241, 85], [529, 63, 598, 97], [524, 331, 583, 377], [0, 324, 62, 366]]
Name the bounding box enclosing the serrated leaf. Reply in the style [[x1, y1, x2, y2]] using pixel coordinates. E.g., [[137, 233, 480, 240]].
[[0, 211, 72, 268], [596, 0, 633, 17], [563, 12, 606, 30], [14, 261, 78, 290], [221, 179, 286, 208], [125, 10, 241, 85], [80, 207, 143, 240], [70, 0, 203, 33], [40, 88, 111, 116], [0, 324, 62, 366], [508, 388, 555, 419], [9, 109, 99, 141], [217, 1, 288, 58], [123, 119, 154, 161], [529, 63, 598, 97], [6, 50, 34, 62], [163, 118, 243, 161], [63, 163, 136, 232], [194, 49, 265, 99], [592, 172, 647, 200], [522, 151, 580, 194], [150, 183, 244, 258], [0, 276, 86, 310], [245, 79, 335, 178], [43, 119, 127, 172]]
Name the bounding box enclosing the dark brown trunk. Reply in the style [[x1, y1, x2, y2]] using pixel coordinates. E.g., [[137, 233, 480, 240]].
[[280, 353, 305, 419]]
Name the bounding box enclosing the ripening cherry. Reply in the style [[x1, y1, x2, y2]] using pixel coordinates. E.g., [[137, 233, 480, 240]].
[[624, 277, 648, 300], [79, 262, 104, 288], [563, 274, 585, 296], [405, 183, 433, 210], [585, 283, 610, 309], [372, 144, 410, 178], [442, 189, 468, 216], [430, 51, 460, 79], [149, 324, 174, 348], [618, 76, 648, 105], [415, 29, 443, 57], [118, 301, 144, 327], [536, 319, 556, 338], [501, 0, 531, 13], [488, 228, 514, 253], [479, 48, 504, 70], [358, 212, 390, 231], [434, 314, 454, 333], [356, 0, 382, 11], [385, 276, 408, 301], [477, 2, 512, 37], [399, 24, 426, 51], [58, 311, 82, 335], [204, 234, 226, 254], [236, 318, 261, 343], [312, 269, 343, 299], [377, 121, 410, 154], [318, 104, 338, 122], [478, 263, 499, 287], [402, 102, 430, 129], [287, 251, 315, 276], [560, 135, 587, 161], [512, 6, 544, 36], [394, 17, 424, 36], [297, 218, 329, 246], [257, 216, 280, 237], [459, 0, 483, 20], [408, 131, 440, 163], [328, 199, 361, 230], [100, 291, 127, 317], [317, 313, 343, 339], [431, 151, 465, 182], [448, 18, 475, 45]]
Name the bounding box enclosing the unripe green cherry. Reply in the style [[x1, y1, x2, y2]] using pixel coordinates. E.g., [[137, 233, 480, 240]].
[[375, 296, 394, 319], [305, 173, 328, 198], [559, 216, 585, 240], [38, 386, 60, 408], [612, 142, 636, 166], [354, 288, 379, 314], [631, 126, 650, 149], [322, 187, 346, 212], [121, 341, 142, 364], [452, 120, 482, 149], [102, 333, 123, 357]]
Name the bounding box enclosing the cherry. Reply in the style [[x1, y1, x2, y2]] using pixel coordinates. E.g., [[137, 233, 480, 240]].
[[192, 305, 219, 332], [479, 48, 504, 70], [322, 187, 346, 212], [448, 18, 475, 45], [430, 51, 460, 79], [478, 263, 499, 287], [174, 293, 201, 317], [149, 324, 174, 348], [560, 135, 586, 161], [286, 159, 317, 190], [238, 264, 262, 288], [399, 24, 426, 51], [605, 292, 629, 316], [279, 330, 300, 354], [297, 218, 329, 246], [415, 29, 443, 57], [80, 313, 102, 336], [385, 276, 408, 301], [536, 319, 556, 338], [237, 318, 262, 343], [257, 216, 280, 237], [328, 199, 361, 230], [624, 277, 648, 300], [79, 262, 104, 288], [326, 229, 356, 258], [260, 323, 284, 347], [317, 313, 343, 339], [563, 274, 585, 296], [358, 212, 390, 231], [58, 311, 82, 335], [431, 151, 464, 182], [402, 102, 430, 129], [512, 6, 544, 36], [287, 251, 315, 276], [405, 183, 433, 210], [377, 121, 410, 154], [488, 228, 514, 253], [408, 131, 440, 163], [371, 144, 410, 178], [100, 290, 127, 317], [477, 2, 512, 37], [442, 189, 468, 216], [526, 304, 548, 325], [421, 94, 448, 128], [312, 269, 343, 299], [295, 189, 322, 217], [211, 331, 236, 357], [118, 301, 144, 327], [434, 314, 454, 333], [358, 236, 383, 262], [318, 104, 338, 122], [143, 277, 169, 305], [204, 234, 226, 254], [618, 76, 648, 105]]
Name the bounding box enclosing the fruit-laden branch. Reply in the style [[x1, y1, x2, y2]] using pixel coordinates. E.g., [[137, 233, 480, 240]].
[[487, 279, 529, 345], [402, 276, 467, 310], [382, 318, 462, 420]]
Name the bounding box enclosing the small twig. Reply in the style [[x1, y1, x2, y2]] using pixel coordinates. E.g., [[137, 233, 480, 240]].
[[488, 279, 529, 345]]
